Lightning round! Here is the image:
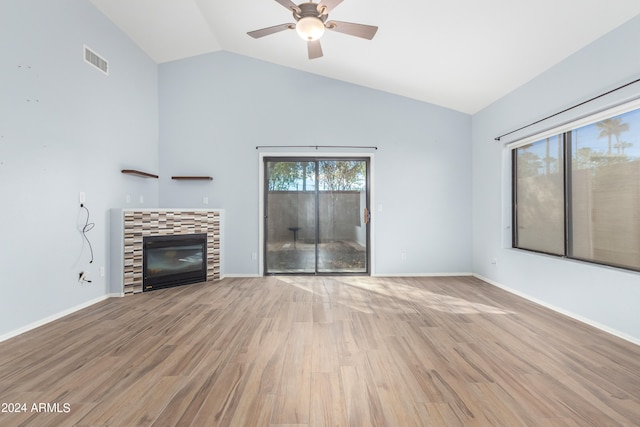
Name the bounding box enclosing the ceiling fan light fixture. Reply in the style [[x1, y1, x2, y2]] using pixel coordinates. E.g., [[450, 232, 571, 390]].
[[296, 16, 325, 41]]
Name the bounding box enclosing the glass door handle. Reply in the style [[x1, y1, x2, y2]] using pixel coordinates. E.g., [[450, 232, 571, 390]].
[[364, 207, 370, 225]]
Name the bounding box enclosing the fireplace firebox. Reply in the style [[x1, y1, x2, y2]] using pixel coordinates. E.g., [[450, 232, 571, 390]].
[[142, 233, 207, 292]]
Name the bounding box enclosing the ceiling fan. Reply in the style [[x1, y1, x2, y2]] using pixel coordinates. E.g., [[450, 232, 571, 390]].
[[247, 0, 378, 59]]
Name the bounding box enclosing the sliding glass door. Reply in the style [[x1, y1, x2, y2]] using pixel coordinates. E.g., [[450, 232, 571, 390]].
[[265, 160, 316, 273], [264, 157, 370, 275]]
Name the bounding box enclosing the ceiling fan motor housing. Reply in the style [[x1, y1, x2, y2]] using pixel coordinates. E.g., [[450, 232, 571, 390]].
[[293, 2, 329, 23]]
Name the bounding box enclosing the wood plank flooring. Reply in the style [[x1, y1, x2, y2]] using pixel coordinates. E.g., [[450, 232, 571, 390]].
[[0, 276, 639, 426]]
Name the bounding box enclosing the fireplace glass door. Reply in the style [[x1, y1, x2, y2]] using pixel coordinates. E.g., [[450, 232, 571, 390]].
[[143, 233, 207, 291]]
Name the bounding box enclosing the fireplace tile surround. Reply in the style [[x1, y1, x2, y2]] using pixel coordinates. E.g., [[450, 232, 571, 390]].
[[110, 209, 221, 295]]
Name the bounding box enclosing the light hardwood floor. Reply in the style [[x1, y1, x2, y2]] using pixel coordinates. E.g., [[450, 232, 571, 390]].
[[1, 276, 639, 426]]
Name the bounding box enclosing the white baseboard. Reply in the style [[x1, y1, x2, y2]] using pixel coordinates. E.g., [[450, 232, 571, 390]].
[[473, 273, 640, 347], [0, 295, 111, 343], [221, 274, 261, 278]]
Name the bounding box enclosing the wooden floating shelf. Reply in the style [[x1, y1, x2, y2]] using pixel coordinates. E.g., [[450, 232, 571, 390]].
[[171, 176, 213, 181], [121, 169, 158, 179]]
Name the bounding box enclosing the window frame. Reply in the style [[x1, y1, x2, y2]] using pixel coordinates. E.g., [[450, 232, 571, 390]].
[[510, 98, 640, 273]]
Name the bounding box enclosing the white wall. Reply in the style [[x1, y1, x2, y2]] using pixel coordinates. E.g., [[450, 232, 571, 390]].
[[0, 0, 159, 338], [472, 16, 640, 342], [158, 52, 473, 276]]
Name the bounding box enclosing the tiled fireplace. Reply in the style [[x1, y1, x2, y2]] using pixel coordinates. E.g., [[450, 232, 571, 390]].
[[110, 209, 221, 295]]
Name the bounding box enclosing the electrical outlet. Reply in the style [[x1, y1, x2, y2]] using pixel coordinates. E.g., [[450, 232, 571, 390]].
[[203, 196, 209, 205], [401, 252, 407, 261], [79, 192, 86, 204], [139, 195, 144, 204], [100, 266, 105, 277], [125, 194, 131, 203], [251, 252, 257, 260]]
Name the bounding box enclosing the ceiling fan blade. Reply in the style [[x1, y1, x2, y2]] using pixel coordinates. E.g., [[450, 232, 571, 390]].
[[325, 20, 378, 40], [308, 40, 323, 59], [317, 0, 344, 13], [274, 0, 299, 12], [247, 23, 295, 39]]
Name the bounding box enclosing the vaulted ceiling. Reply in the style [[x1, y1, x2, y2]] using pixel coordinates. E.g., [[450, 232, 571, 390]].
[[89, 0, 640, 114]]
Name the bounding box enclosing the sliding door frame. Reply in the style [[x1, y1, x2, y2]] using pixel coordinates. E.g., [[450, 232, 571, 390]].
[[258, 152, 375, 276]]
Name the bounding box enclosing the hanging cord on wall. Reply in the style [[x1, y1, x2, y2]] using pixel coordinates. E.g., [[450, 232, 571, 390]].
[[80, 204, 95, 263]]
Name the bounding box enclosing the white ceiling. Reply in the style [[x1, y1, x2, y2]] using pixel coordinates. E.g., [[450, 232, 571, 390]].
[[89, 0, 640, 114]]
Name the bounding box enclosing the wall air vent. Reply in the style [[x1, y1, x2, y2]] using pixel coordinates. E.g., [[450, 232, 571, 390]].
[[83, 45, 108, 75]]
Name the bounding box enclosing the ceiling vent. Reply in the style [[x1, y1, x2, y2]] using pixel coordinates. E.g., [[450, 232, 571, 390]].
[[84, 45, 109, 75]]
